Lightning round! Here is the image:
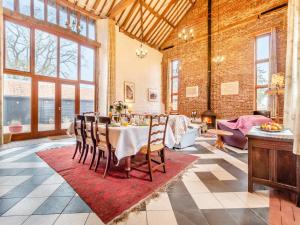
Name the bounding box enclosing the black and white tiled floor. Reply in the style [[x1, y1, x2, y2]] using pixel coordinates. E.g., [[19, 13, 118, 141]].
[[0, 137, 269, 225]]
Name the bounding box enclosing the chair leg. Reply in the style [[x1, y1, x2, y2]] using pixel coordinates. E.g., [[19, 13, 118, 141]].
[[83, 145, 89, 164], [147, 153, 153, 181], [95, 149, 102, 172], [78, 144, 86, 163], [89, 146, 96, 170], [161, 148, 166, 173], [72, 142, 79, 159], [103, 150, 112, 177]]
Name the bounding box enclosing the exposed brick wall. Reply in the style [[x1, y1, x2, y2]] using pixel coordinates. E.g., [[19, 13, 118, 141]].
[[162, 0, 287, 119]]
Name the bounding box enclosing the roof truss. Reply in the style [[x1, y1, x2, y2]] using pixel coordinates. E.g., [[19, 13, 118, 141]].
[[64, 0, 196, 49]]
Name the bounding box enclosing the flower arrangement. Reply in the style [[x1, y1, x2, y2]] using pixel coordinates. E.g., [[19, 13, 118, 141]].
[[109, 101, 128, 114]]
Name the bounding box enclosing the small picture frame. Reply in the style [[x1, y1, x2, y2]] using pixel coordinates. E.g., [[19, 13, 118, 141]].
[[148, 88, 159, 102], [124, 82, 135, 103]]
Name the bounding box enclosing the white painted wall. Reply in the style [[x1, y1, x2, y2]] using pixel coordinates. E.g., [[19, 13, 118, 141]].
[[115, 26, 164, 114]]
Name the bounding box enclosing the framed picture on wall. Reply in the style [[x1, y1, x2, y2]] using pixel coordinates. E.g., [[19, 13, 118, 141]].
[[148, 89, 159, 102], [124, 81, 135, 103]]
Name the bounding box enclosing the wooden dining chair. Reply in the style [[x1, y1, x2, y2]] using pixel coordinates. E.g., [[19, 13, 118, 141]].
[[83, 115, 113, 176], [133, 114, 169, 181], [73, 115, 86, 162], [95, 117, 113, 177], [83, 115, 98, 168]]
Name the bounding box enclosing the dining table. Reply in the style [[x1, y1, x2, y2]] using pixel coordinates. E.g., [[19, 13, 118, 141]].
[[67, 123, 176, 176]]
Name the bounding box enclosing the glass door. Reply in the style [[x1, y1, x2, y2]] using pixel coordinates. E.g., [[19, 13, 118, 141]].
[[38, 81, 56, 132], [61, 84, 76, 130]]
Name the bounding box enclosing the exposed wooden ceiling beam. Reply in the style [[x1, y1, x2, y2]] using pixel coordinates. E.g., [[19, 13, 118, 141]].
[[57, 0, 103, 19], [144, 0, 177, 41], [120, 0, 138, 28], [140, 1, 175, 28], [92, 0, 102, 11], [108, 0, 135, 19]]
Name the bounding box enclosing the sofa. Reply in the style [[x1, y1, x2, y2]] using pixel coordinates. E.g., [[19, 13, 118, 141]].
[[217, 115, 272, 149], [173, 126, 198, 149]]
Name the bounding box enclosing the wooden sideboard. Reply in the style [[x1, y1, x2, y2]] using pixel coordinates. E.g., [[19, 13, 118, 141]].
[[247, 127, 300, 206]]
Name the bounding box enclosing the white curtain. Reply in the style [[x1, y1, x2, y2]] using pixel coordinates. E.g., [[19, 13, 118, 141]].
[[284, 0, 300, 155], [269, 28, 278, 117]]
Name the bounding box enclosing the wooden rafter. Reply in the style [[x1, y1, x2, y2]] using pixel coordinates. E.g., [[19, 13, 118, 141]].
[[62, 0, 197, 49], [144, 0, 177, 41], [108, 0, 135, 18], [120, 0, 139, 28], [140, 1, 175, 28]]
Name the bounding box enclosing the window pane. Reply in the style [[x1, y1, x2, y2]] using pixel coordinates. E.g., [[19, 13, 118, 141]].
[[80, 84, 94, 114], [70, 12, 77, 33], [88, 20, 96, 40], [61, 84, 75, 129], [3, 75, 31, 134], [256, 62, 269, 85], [172, 77, 178, 93], [172, 95, 178, 111], [34, 0, 45, 20], [80, 16, 87, 37], [47, 0, 57, 24], [38, 82, 55, 131], [256, 35, 270, 60], [257, 88, 268, 111], [19, 0, 31, 16], [60, 38, 78, 80], [3, 0, 14, 10], [59, 6, 68, 28], [80, 46, 94, 81], [172, 60, 179, 75], [5, 21, 30, 72], [35, 30, 57, 77]]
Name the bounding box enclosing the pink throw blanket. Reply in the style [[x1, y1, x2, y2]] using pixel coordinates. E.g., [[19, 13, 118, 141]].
[[221, 115, 272, 135]]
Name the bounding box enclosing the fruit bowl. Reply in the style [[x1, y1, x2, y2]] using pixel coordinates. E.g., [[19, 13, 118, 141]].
[[259, 122, 284, 132]]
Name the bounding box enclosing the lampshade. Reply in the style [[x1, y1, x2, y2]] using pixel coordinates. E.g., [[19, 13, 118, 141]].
[[271, 72, 285, 88]]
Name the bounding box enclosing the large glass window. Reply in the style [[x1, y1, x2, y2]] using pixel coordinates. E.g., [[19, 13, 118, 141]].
[[5, 21, 30, 72], [38, 82, 55, 131], [60, 38, 78, 80], [80, 84, 95, 114], [4, 17, 97, 136], [169, 60, 180, 112], [19, 0, 31, 16], [3, 75, 31, 134], [35, 30, 58, 77], [80, 46, 94, 81], [34, 0, 45, 20], [255, 34, 270, 111]]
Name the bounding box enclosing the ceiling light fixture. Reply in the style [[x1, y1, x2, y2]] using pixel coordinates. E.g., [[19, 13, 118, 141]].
[[178, 28, 194, 42], [136, 0, 148, 59], [66, 0, 82, 34]]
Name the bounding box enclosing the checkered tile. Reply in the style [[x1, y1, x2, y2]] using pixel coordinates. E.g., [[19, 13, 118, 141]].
[[0, 137, 269, 225]]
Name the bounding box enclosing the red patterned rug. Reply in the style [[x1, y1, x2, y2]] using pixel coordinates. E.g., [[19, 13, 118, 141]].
[[37, 146, 197, 224]]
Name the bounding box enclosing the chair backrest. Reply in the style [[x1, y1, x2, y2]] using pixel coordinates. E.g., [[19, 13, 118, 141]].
[[97, 116, 111, 149], [147, 114, 169, 151], [74, 115, 85, 141], [84, 115, 98, 145]]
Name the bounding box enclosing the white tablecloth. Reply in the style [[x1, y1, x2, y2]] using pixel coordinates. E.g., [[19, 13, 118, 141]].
[[68, 124, 176, 160], [108, 125, 175, 160]]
